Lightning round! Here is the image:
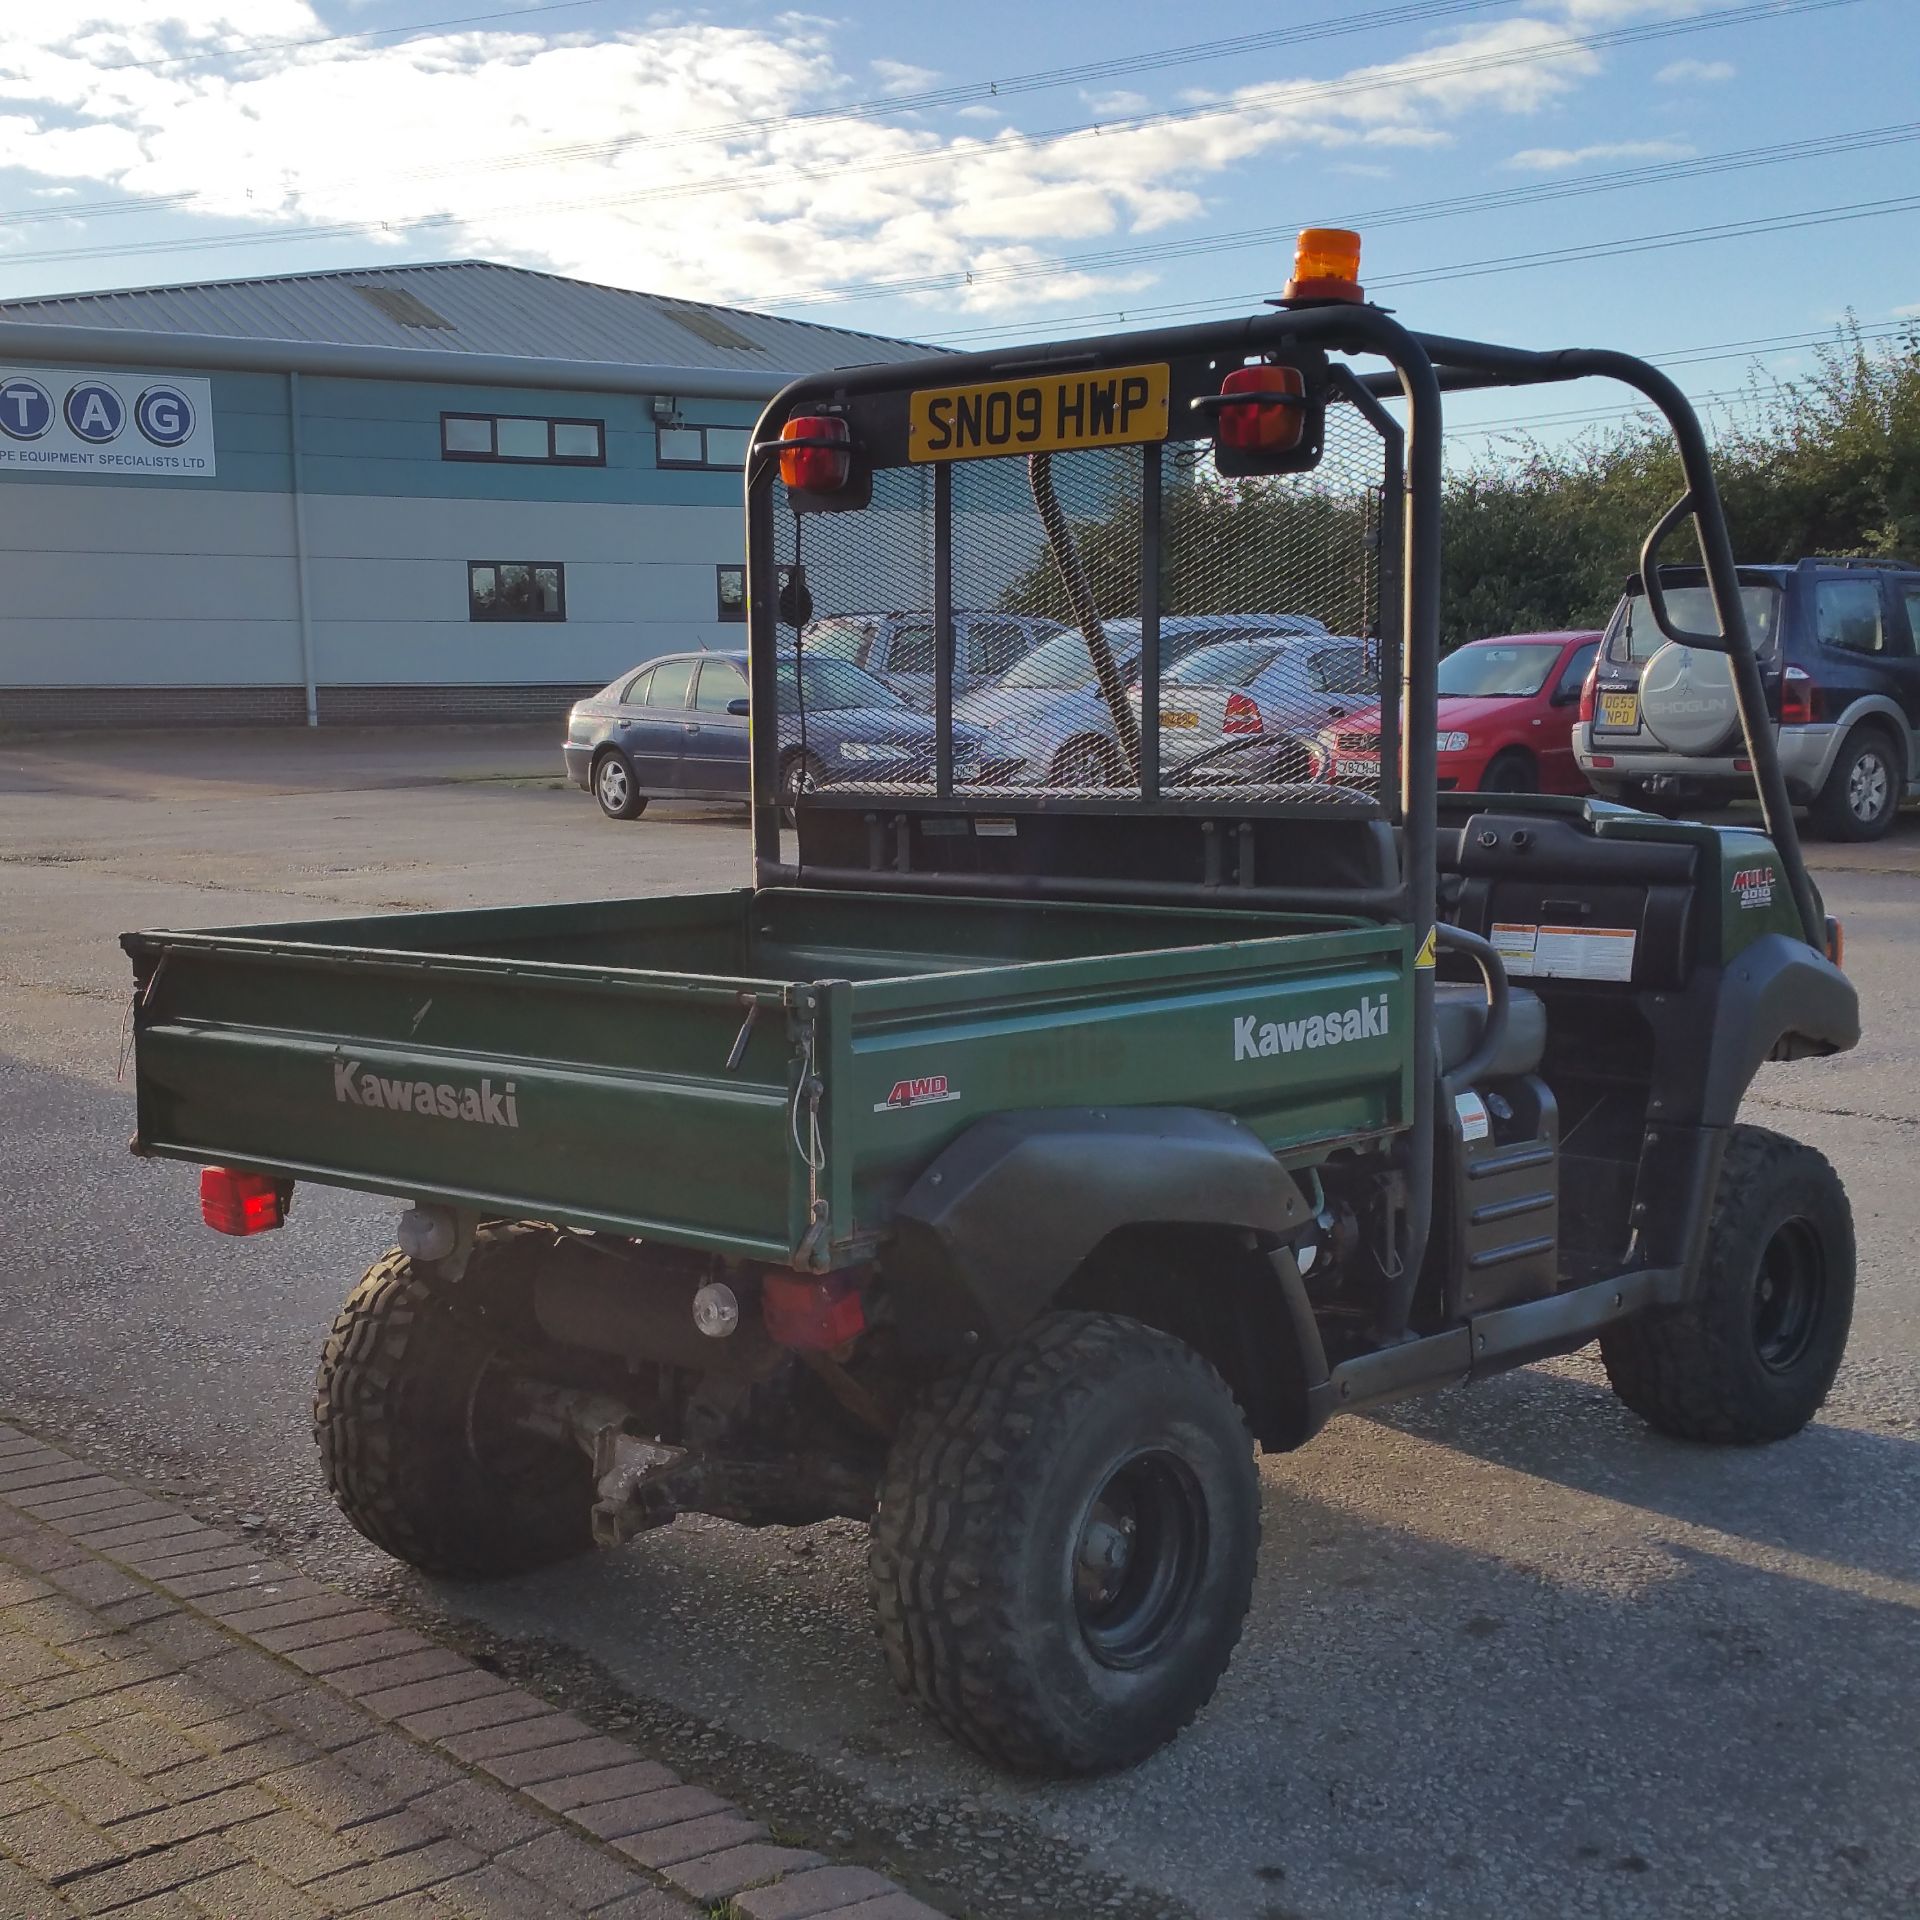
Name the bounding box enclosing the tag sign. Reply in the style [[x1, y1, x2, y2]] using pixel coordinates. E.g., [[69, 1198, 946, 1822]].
[[1455, 1090, 1491, 1142], [0, 367, 217, 477]]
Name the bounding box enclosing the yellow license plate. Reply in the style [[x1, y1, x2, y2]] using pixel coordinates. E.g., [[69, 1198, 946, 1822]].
[[1162, 711, 1199, 729], [1601, 691, 1639, 727], [909, 363, 1170, 464]]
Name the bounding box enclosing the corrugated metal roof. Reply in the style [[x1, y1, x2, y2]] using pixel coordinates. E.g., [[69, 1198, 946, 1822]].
[[0, 259, 925, 377]]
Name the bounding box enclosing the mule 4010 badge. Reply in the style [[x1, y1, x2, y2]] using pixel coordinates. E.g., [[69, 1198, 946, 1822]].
[[1733, 864, 1777, 910], [875, 1073, 960, 1113]]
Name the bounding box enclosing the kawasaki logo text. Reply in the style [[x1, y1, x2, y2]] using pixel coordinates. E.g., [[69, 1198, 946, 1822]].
[[333, 1059, 519, 1128], [1234, 995, 1390, 1062]]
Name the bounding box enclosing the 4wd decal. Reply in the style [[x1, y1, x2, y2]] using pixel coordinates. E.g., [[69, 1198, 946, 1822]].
[[1234, 994, 1390, 1062], [1732, 865, 1776, 910], [333, 1059, 519, 1128], [875, 1073, 960, 1113]]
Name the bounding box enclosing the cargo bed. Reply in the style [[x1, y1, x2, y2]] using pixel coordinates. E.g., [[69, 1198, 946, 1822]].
[[125, 888, 1410, 1268]]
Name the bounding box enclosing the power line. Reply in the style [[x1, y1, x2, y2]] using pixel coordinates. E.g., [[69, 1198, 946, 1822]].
[[0, 0, 1525, 234], [779, 117, 1920, 310], [929, 191, 1920, 344], [0, 0, 1862, 281]]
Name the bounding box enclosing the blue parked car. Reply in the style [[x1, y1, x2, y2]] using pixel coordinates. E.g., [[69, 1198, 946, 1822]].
[[563, 650, 985, 820]]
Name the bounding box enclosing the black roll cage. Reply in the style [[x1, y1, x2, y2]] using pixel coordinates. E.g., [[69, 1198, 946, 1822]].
[[743, 307, 1823, 1341]]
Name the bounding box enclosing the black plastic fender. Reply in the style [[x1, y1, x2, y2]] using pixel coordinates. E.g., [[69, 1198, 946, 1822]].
[[1698, 932, 1858, 1126], [885, 1106, 1316, 1354]]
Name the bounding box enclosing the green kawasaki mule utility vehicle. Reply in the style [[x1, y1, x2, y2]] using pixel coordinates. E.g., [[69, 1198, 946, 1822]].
[[124, 232, 1861, 1777]]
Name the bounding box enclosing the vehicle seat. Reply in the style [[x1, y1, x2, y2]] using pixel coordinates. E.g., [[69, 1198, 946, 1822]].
[[1434, 980, 1547, 1080]]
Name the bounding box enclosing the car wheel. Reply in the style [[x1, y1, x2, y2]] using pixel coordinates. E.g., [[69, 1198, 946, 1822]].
[[1050, 737, 1125, 788], [779, 750, 826, 825], [1479, 749, 1538, 794], [594, 750, 646, 820], [1810, 726, 1901, 841]]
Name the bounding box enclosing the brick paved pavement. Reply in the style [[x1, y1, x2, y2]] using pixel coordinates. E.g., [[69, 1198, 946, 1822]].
[[0, 1424, 943, 1920]]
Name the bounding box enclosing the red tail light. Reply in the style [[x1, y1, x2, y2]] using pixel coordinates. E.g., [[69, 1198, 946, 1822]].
[[200, 1167, 286, 1236], [778, 414, 850, 493], [1223, 690, 1265, 734], [1578, 662, 1599, 724], [1781, 664, 1816, 726], [761, 1272, 865, 1350], [1217, 365, 1306, 453]]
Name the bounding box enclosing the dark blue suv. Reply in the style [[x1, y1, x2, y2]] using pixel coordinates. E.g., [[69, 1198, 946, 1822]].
[[1575, 557, 1920, 839]]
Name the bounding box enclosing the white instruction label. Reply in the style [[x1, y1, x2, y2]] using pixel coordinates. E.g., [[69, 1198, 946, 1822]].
[[1492, 921, 1636, 983], [1454, 1090, 1491, 1142]]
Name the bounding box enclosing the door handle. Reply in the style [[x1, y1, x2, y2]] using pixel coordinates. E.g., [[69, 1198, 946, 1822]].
[[686, 723, 701, 734]]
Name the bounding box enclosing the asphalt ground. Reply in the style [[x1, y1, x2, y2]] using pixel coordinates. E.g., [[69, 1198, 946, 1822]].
[[2, 727, 1917, 1920]]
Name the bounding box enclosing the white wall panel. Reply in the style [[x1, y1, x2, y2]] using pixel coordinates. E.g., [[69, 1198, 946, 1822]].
[[0, 619, 303, 686]]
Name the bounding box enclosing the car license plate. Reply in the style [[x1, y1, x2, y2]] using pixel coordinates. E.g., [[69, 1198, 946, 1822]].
[[1162, 710, 1199, 729], [1335, 755, 1380, 780], [909, 363, 1170, 464], [1600, 691, 1639, 727]]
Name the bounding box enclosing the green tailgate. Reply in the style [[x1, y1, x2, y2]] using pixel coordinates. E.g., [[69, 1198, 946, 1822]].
[[125, 890, 1410, 1268]]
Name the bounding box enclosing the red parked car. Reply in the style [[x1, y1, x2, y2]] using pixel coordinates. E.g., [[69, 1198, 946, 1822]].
[[1320, 630, 1602, 794]]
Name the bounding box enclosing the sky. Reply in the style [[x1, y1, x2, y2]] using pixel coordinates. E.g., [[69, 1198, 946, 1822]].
[[0, 0, 1916, 446]]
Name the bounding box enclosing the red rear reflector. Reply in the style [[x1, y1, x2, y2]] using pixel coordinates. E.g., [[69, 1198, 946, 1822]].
[[1733, 757, 1752, 773], [1827, 916, 1845, 968], [779, 414, 851, 492], [1217, 365, 1306, 453], [1589, 755, 1614, 769], [761, 1272, 865, 1350], [1781, 664, 1815, 726], [199, 1167, 286, 1237], [1223, 689, 1265, 734]]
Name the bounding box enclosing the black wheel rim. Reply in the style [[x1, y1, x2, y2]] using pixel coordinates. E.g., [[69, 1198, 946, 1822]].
[[1071, 1449, 1208, 1670], [1753, 1217, 1826, 1373]]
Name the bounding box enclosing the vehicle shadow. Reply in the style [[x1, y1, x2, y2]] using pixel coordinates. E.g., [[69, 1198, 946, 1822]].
[[1362, 1356, 1920, 1588]]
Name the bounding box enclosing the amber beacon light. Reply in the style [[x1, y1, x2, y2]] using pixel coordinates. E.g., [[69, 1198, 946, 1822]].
[[1283, 227, 1365, 304]]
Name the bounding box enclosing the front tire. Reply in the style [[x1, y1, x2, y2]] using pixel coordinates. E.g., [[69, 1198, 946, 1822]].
[[1810, 726, 1901, 841], [1479, 749, 1538, 794], [868, 1312, 1259, 1776], [594, 750, 647, 820], [1600, 1127, 1854, 1443], [314, 1225, 596, 1578]]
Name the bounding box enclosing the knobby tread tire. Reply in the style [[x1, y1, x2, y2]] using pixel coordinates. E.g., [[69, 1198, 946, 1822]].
[[868, 1311, 1259, 1776], [1599, 1126, 1854, 1444], [313, 1223, 595, 1579]]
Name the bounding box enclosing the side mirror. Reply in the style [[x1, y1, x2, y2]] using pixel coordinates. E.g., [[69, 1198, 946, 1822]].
[[1550, 683, 1581, 707], [727, 697, 750, 717]]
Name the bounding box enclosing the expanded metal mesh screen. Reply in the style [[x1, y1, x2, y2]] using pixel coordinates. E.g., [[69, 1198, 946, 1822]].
[[769, 393, 1392, 811]]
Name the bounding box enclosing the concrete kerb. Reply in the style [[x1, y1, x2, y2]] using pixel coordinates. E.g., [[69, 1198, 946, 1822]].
[[0, 1419, 948, 1920]]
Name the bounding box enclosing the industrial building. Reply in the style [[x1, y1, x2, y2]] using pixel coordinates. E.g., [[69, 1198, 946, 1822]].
[[0, 261, 923, 729]]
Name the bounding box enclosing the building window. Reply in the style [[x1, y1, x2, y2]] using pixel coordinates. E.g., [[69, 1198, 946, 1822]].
[[657, 423, 751, 470], [717, 565, 746, 622], [469, 561, 566, 621], [441, 414, 605, 465]]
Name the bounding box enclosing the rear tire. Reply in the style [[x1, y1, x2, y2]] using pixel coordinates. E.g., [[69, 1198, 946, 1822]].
[[1049, 737, 1125, 788], [594, 750, 646, 820], [1600, 1127, 1854, 1443], [868, 1311, 1259, 1776], [1809, 726, 1901, 841], [314, 1224, 595, 1578]]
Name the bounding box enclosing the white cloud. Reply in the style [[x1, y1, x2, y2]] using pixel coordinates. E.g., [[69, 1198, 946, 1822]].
[[1506, 136, 1694, 170], [1081, 89, 1151, 117], [868, 58, 937, 94], [1656, 57, 1735, 84], [0, 4, 1679, 316]]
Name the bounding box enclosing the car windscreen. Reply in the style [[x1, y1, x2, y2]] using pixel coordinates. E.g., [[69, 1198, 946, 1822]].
[[999, 631, 1134, 689], [1306, 644, 1373, 694], [1611, 583, 1782, 662], [1165, 639, 1281, 688], [802, 617, 873, 662], [1438, 643, 1560, 698], [778, 658, 908, 712]]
